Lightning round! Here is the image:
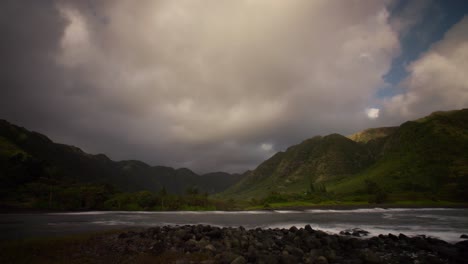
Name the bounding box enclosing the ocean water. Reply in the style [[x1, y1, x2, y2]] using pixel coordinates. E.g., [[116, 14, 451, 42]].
[[1, 208, 467, 242]]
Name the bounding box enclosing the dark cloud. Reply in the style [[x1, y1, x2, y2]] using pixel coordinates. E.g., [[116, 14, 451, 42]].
[[2, 1, 463, 174]]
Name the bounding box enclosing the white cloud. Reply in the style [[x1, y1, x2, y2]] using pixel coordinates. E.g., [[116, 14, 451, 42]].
[[384, 16, 468, 119], [260, 143, 273, 152], [366, 108, 380, 119]]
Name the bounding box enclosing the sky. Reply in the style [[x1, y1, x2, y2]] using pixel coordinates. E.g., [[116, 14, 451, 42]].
[[1, 0, 467, 173]]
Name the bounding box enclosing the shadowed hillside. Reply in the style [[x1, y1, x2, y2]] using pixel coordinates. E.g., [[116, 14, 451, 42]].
[[222, 109, 468, 204], [0, 120, 244, 209]]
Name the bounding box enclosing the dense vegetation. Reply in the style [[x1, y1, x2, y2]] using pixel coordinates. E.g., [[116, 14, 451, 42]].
[[0, 152, 235, 211], [0, 120, 243, 210], [222, 109, 468, 206], [1, 109, 467, 210]]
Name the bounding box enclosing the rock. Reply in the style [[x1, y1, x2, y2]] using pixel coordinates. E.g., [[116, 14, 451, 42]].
[[231, 256, 247, 264], [220, 252, 242, 263], [175, 229, 188, 240], [323, 249, 336, 261], [204, 244, 216, 252], [340, 228, 369, 237], [362, 250, 381, 264], [207, 229, 222, 239], [461, 234, 468, 239], [285, 245, 304, 257], [280, 254, 298, 264], [314, 256, 329, 264], [436, 246, 458, 259], [387, 233, 398, 241], [305, 224, 313, 232], [398, 233, 409, 240], [456, 239, 468, 248], [289, 226, 298, 233], [257, 254, 279, 264], [412, 236, 430, 250]]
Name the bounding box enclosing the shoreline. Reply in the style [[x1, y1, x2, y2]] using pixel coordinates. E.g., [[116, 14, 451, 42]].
[[1, 203, 467, 214], [1, 224, 467, 263]]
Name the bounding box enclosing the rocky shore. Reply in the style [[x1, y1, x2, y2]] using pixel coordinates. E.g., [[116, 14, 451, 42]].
[[79, 225, 468, 264]]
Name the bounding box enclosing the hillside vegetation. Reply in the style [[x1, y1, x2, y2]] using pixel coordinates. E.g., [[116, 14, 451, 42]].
[[0, 120, 243, 210], [222, 109, 468, 206]]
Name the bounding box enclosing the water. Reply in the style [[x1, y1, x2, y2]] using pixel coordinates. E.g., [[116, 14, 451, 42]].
[[1, 208, 467, 243]]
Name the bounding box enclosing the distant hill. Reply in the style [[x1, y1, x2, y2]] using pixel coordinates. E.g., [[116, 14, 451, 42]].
[[222, 109, 468, 203], [0, 120, 244, 199]]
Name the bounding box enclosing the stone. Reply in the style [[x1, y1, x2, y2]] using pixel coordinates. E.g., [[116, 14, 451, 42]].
[[257, 254, 279, 264], [285, 245, 304, 257], [220, 252, 241, 263], [205, 244, 216, 252], [280, 255, 298, 264], [314, 256, 329, 264], [461, 234, 468, 239], [362, 251, 381, 264], [289, 226, 298, 233], [230, 256, 247, 264]]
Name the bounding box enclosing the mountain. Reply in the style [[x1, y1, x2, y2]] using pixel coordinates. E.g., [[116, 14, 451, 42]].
[[348, 126, 397, 143], [0, 120, 244, 199], [222, 109, 468, 202]]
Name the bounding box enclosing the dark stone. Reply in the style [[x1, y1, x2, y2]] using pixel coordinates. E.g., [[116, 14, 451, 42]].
[[220, 252, 242, 263], [412, 236, 430, 250], [398, 233, 408, 240], [456, 239, 468, 248], [257, 254, 279, 264], [436, 246, 458, 258], [387, 233, 398, 241], [362, 250, 382, 264], [461, 234, 468, 239], [230, 256, 247, 264], [289, 226, 298, 233], [284, 245, 304, 257], [341, 228, 370, 237], [315, 256, 329, 264], [207, 229, 223, 239], [280, 254, 298, 264], [305, 224, 313, 232], [150, 241, 165, 254]]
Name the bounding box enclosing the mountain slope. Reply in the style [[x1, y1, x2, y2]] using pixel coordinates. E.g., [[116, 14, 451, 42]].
[[348, 126, 397, 143], [223, 109, 468, 202], [0, 120, 244, 198], [223, 134, 374, 198]]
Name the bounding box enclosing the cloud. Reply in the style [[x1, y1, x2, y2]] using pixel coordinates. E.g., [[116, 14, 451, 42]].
[[0, 0, 401, 173], [366, 108, 380, 119], [383, 16, 468, 119], [260, 143, 273, 152]]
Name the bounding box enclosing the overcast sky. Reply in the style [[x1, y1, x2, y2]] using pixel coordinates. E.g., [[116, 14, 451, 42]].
[[1, 0, 467, 173]]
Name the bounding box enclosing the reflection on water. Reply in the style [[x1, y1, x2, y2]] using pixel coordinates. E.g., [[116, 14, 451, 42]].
[[1, 208, 467, 242]]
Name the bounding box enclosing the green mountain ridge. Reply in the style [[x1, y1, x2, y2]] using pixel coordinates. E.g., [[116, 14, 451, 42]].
[[222, 109, 468, 203], [348, 126, 398, 143], [0, 119, 244, 200]]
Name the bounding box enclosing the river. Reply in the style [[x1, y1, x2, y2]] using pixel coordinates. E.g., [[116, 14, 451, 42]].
[[1, 208, 467, 243]]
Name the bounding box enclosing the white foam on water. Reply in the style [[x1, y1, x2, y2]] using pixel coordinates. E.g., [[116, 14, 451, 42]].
[[304, 208, 462, 214], [273, 210, 303, 214], [246, 222, 467, 243]]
